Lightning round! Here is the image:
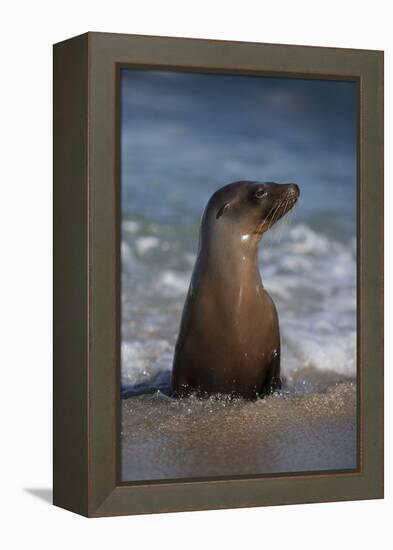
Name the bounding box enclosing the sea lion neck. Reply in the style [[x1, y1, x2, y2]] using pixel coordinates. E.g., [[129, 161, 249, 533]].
[[198, 229, 263, 288]]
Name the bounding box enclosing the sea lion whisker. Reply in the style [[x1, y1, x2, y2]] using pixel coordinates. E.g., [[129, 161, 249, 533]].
[[266, 204, 280, 231], [268, 201, 284, 230], [255, 202, 277, 234], [267, 200, 283, 227], [271, 198, 293, 238], [264, 204, 279, 228], [263, 206, 277, 233], [282, 198, 290, 219], [270, 202, 286, 233], [277, 197, 297, 234], [276, 199, 292, 238]]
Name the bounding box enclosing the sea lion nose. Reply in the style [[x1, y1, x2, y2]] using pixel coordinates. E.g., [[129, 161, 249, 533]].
[[287, 183, 300, 198], [289, 183, 300, 196]]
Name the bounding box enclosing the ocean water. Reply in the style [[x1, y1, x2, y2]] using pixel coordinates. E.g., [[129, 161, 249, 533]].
[[119, 70, 357, 479]]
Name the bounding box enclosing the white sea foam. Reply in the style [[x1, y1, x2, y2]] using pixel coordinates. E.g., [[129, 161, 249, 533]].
[[135, 236, 161, 254], [122, 220, 140, 234], [287, 224, 330, 255], [121, 241, 136, 274], [261, 224, 356, 380], [156, 270, 189, 297], [121, 223, 357, 392], [121, 339, 173, 387]]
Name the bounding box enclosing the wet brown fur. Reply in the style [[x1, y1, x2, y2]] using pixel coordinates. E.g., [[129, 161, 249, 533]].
[[172, 181, 299, 399]]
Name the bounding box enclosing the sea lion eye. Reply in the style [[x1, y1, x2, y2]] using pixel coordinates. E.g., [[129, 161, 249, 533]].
[[255, 188, 268, 199]]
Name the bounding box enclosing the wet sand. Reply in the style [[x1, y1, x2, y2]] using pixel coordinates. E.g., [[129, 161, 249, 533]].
[[121, 382, 357, 481]]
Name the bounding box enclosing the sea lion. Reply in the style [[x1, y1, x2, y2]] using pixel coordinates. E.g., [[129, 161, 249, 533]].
[[171, 181, 299, 399]]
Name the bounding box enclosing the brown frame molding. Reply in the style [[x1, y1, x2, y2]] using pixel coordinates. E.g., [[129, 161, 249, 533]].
[[53, 32, 383, 517]]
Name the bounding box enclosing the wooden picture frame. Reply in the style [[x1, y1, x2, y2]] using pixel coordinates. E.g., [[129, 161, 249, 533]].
[[53, 32, 383, 517]]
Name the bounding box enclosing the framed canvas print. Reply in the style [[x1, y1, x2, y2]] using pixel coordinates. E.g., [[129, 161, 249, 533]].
[[53, 32, 384, 517]]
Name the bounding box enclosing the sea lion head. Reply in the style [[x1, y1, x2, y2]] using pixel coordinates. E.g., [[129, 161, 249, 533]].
[[202, 181, 300, 247]]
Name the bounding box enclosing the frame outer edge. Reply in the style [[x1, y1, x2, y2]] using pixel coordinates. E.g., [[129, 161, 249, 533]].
[[355, 50, 383, 500], [53, 33, 90, 517]]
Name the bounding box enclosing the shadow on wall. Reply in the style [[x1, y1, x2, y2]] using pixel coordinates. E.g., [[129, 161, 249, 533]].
[[24, 488, 52, 505]]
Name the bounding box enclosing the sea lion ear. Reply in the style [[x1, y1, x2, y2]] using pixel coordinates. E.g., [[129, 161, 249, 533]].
[[216, 203, 230, 219]]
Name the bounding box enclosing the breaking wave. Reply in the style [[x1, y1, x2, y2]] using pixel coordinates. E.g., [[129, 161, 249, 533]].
[[121, 221, 356, 396]]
